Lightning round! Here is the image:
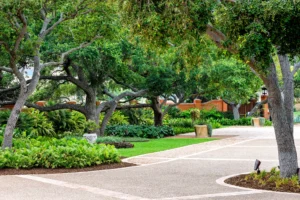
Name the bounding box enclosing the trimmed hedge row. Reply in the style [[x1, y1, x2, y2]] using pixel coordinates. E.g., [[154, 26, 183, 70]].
[[0, 136, 120, 169], [105, 125, 175, 138]]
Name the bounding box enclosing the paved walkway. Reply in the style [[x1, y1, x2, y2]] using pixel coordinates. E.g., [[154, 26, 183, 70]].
[[1, 126, 300, 199]]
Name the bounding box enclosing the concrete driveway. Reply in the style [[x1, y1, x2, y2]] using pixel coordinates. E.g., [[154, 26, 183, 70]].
[[1, 126, 300, 200]]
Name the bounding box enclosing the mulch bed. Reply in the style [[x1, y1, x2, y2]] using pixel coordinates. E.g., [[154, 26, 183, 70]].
[[0, 162, 136, 176], [225, 174, 300, 193]]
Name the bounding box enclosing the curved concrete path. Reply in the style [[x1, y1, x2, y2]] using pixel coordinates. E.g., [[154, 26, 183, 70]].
[[1, 126, 300, 199]]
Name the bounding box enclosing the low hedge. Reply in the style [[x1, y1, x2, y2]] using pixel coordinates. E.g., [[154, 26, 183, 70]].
[[105, 125, 175, 138], [0, 136, 120, 169]]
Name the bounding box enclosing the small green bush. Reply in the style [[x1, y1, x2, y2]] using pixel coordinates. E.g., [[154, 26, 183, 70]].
[[121, 108, 153, 125], [100, 111, 129, 125], [264, 120, 273, 126], [217, 118, 252, 126], [178, 110, 191, 118], [96, 136, 149, 143], [167, 106, 181, 118], [200, 108, 225, 120], [173, 127, 194, 134], [105, 125, 175, 138], [0, 136, 120, 169], [165, 118, 193, 128]]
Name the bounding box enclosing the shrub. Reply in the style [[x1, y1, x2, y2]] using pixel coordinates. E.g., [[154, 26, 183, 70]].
[[95, 137, 134, 149], [1, 109, 56, 137], [207, 119, 222, 129], [264, 120, 273, 126], [165, 118, 193, 128], [0, 136, 120, 169], [217, 118, 252, 126], [105, 125, 175, 138], [46, 110, 88, 135], [96, 136, 148, 143], [121, 108, 153, 125], [200, 108, 225, 120], [173, 127, 194, 134], [167, 106, 181, 118], [100, 111, 129, 125], [178, 110, 191, 118], [190, 108, 200, 123]]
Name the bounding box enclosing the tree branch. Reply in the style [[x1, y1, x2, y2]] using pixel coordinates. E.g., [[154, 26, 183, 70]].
[[248, 99, 268, 117], [40, 75, 91, 94], [108, 75, 138, 91], [115, 104, 152, 110], [0, 79, 31, 94], [103, 88, 116, 98], [41, 37, 101, 69], [206, 24, 267, 82], [14, 11, 27, 53], [25, 102, 87, 114], [292, 62, 300, 75], [39, 13, 63, 38], [0, 66, 13, 73]]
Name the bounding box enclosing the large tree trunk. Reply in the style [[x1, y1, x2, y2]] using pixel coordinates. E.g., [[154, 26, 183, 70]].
[[151, 97, 163, 126], [231, 104, 241, 120], [265, 57, 298, 177], [2, 56, 41, 149], [2, 95, 27, 148], [84, 93, 100, 134], [99, 102, 117, 136]]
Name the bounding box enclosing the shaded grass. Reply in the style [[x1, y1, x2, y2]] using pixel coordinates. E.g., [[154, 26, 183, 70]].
[[118, 138, 216, 157]]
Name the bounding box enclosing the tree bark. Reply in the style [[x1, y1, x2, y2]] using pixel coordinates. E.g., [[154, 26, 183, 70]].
[[248, 99, 268, 117], [2, 56, 42, 149], [231, 104, 241, 120], [265, 58, 298, 177], [206, 25, 298, 177], [151, 97, 163, 126], [99, 102, 117, 136]]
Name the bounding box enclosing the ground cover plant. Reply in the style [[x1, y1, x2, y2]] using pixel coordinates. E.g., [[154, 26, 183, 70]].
[[96, 136, 134, 149], [225, 167, 300, 193], [105, 125, 175, 138], [118, 138, 216, 157], [0, 136, 120, 169]]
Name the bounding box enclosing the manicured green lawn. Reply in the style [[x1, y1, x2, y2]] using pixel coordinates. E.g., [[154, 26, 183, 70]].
[[118, 138, 216, 157]]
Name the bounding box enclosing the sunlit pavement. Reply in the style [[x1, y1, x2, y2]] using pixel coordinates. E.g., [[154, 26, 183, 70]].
[[1, 126, 300, 200]]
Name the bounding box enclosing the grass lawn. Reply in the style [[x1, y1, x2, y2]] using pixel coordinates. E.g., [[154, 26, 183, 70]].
[[118, 138, 216, 158]]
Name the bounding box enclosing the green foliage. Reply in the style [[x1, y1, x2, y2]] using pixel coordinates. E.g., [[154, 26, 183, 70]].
[[84, 120, 99, 133], [214, 118, 252, 126], [178, 110, 192, 118], [245, 167, 300, 189], [165, 118, 193, 128], [46, 110, 79, 134], [96, 136, 124, 144], [0, 110, 56, 137], [173, 127, 194, 134], [105, 125, 175, 138], [0, 136, 120, 169], [200, 108, 225, 120], [96, 136, 148, 143], [121, 108, 153, 125], [190, 108, 200, 123], [167, 107, 181, 118], [120, 0, 216, 47], [100, 111, 129, 125], [216, 0, 300, 68]]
